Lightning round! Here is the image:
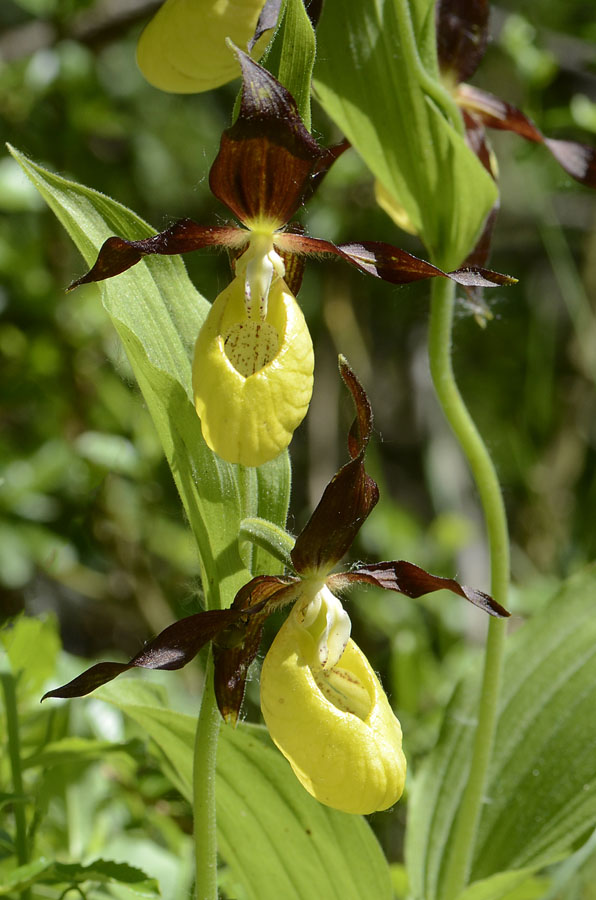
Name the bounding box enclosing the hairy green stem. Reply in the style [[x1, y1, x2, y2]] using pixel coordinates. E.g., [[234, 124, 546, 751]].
[[2, 673, 31, 898], [193, 649, 221, 900], [427, 277, 509, 900]]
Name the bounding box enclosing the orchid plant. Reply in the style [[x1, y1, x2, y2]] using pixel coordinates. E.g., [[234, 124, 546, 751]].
[[4, 1, 596, 900]]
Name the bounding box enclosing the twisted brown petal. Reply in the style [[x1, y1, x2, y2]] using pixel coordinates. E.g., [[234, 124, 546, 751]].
[[291, 357, 379, 576], [68, 222, 243, 289], [458, 84, 596, 189], [274, 232, 517, 287], [42, 607, 251, 701], [328, 560, 510, 618]]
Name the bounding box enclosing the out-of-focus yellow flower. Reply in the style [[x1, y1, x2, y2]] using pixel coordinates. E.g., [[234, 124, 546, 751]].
[[192, 237, 314, 467], [261, 582, 407, 815], [136, 0, 268, 93]]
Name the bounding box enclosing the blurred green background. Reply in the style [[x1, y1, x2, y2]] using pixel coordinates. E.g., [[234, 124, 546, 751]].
[[1, 0, 595, 891]]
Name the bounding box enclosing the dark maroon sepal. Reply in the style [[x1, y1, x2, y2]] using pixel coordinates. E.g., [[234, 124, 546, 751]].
[[436, 0, 490, 83], [68, 221, 243, 289], [328, 560, 510, 618], [291, 357, 379, 576], [214, 575, 300, 723], [208, 49, 329, 228], [41, 607, 252, 701], [458, 85, 596, 189]]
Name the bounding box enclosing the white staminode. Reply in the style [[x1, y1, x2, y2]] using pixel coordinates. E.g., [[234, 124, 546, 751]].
[[236, 232, 286, 319], [294, 582, 352, 671]]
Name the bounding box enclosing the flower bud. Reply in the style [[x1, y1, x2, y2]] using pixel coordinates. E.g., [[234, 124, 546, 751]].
[[260, 592, 406, 814], [192, 275, 314, 467], [137, 0, 268, 94]]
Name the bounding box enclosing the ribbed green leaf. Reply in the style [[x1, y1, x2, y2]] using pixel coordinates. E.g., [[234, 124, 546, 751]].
[[314, 0, 498, 269], [261, 0, 316, 129], [456, 868, 549, 900], [406, 564, 596, 899], [10, 147, 291, 605], [98, 680, 392, 900]]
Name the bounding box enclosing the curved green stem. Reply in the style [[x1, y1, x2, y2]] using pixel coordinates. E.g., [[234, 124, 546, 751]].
[[193, 649, 221, 900], [428, 277, 509, 900], [1, 673, 31, 900]]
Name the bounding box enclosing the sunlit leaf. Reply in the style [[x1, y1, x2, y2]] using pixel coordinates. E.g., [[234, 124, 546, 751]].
[[9, 146, 289, 609], [314, 0, 499, 268], [406, 564, 596, 899], [98, 681, 393, 900]]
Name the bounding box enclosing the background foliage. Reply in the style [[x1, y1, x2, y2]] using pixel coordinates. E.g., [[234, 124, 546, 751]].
[[1, 0, 596, 897]]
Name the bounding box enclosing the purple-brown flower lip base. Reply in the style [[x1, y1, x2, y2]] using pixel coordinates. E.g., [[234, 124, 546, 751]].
[[42, 358, 510, 723], [67, 46, 516, 298]]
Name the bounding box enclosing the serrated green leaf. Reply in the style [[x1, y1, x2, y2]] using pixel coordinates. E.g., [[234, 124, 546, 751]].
[[0, 856, 159, 896], [406, 564, 596, 900], [314, 0, 498, 269], [9, 146, 292, 608], [51, 858, 159, 895], [98, 681, 392, 900]]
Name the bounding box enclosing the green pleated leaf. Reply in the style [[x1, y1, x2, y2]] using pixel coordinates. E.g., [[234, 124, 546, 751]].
[[9, 146, 290, 605], [406, 564, 596, 900], [98, 680, 392, 900], [313, 0, 498, 269], [22, 737, 132, 770], [456, 867, 550, 900]]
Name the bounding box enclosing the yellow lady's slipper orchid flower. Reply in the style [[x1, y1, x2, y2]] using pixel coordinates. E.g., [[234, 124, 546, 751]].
[[192, 238, 314, 467], [137, 0, 268, 93], [69, 53, 515, 470], [43, 359, 509, 815], [261, 583, 406, 815]]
